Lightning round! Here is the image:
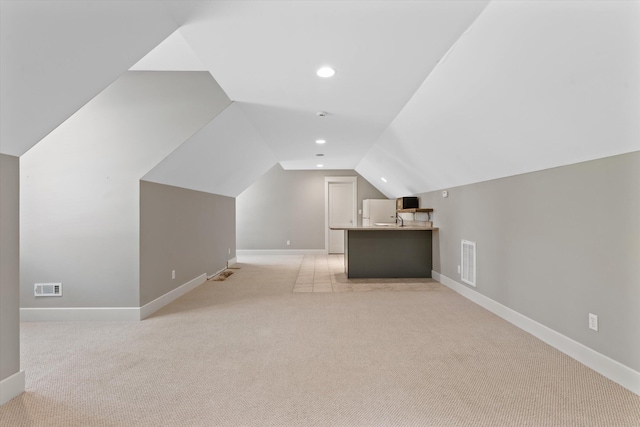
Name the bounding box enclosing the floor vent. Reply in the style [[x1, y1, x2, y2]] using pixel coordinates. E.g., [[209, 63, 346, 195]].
[[461, 240, 476, 287], [34, 283, 63, 297]]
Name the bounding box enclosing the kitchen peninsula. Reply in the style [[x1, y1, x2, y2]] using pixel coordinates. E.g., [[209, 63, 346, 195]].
[[330, 224, 437, 278]]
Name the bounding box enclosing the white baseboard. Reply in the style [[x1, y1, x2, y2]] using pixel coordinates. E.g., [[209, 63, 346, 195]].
[[432, 271, 640, 396], [139, 273, 207, 320], [0, 370, 25, 405], [20, 306, 140, 322], [21, 274, 209, 322], [227, 257, 238, 267], [237, 249, 327, 256]]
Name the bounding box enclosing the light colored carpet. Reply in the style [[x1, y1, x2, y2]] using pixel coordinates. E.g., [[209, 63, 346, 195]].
[[1, 255, 639, 426]]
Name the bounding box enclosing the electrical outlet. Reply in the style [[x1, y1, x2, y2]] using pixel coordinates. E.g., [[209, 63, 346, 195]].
[[228, 248, 231, 255], [172, 270, 176, 280], [588, 313, 598, 331], [457, 265, 461, 274], [286, 240, 290, 246]]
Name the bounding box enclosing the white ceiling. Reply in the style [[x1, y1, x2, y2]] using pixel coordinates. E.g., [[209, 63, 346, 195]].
[[132, 1, 490, 170], [2, 0, 639, 198], [0, 0, 177, 156], [130, 30, 208, 72]]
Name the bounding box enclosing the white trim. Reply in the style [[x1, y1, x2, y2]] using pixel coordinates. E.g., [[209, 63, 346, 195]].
[[325, 176, 358, 254], [20, 274, 210, 321], [139, 273, 207, 320], [237, 249, 326, 256], [227, 257, 238, 267], [432, 270, 640, 396], [0, 370, 25, 405], [20, 306, 140, 322]]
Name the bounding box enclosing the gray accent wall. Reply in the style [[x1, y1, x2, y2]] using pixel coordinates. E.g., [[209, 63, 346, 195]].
[[139, 181, 235, 306], [418, 152, 640, 372], [0, 154, 20, 382], [237, 164, 386, 250]]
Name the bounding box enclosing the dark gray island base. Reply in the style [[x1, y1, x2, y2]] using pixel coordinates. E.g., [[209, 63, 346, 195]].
[[343, 228, 433, 278]]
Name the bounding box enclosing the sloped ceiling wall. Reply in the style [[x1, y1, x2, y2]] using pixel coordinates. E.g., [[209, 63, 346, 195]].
[[3, 1, 638, 198], [358, 0, 640, 198], [142, 102, 278, 198], [133, 29, 279, 196], [0, 0, 178, 156]]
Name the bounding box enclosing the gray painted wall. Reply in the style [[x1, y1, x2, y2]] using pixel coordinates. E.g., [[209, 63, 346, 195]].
[[236, 164, 386, 250], [139, 181, 235, 306], [0, 154, 20, 381], [20, 71, 230, 308], [417, 152, 640, 372]]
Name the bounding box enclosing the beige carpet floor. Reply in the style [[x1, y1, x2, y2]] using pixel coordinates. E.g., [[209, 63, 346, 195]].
[[1, 255, 639, 426]]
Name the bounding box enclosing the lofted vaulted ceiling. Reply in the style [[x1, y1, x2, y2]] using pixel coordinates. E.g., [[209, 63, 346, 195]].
[[2, 0, 638, 198]]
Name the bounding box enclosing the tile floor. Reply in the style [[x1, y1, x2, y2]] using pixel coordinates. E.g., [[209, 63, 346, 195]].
[[292, 254, 441, 293]]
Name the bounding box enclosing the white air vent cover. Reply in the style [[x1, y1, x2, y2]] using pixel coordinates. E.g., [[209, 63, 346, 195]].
[[34, 283, 62, 296], [461, 240, 476, 287]]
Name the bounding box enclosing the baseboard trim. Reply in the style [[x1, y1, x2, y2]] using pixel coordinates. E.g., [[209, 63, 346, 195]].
[[237, 249, 327, 256], [227, 257, 238, 267], [139, 273, 207, 320], [432, 270, 640, 396], [0, 370, 25, 405], [20, 306, 140, 322], [21, 274, 209, 322]]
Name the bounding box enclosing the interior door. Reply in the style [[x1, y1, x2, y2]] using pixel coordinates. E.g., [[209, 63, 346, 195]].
[[328, 182, 355, 254]]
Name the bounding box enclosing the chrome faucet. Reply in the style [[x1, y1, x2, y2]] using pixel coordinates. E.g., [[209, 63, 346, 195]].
[[396, 213, 404, 227]]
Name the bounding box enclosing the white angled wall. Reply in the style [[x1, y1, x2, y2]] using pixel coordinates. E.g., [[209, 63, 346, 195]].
[[20, 71, 231, 309], [358, 0, 640, 197], [0, 1, 178, 157], [143, 102, 278, 198]]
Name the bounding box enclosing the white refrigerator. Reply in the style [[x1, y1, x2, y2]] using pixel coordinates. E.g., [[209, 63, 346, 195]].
[[362, 199, 397, 226]]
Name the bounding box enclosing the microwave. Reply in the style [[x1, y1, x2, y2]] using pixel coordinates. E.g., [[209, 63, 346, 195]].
[[396, 197, 419, 210]]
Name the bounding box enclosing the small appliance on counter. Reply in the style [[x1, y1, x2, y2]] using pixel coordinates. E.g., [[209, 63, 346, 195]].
[[396, 196, 419, 210]]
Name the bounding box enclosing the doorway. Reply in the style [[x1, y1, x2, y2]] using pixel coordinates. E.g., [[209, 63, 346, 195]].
[[325, 177, 357, 254]]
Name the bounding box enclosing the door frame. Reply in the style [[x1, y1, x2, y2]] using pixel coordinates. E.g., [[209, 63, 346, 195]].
[[324, 176, 357, 254]]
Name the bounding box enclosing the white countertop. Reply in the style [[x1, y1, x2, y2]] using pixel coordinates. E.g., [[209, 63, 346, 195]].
[[330, 225, 438, 231]]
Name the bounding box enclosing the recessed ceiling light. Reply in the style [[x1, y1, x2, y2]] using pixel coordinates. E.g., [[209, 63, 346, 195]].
[[316, 66, 336, 78], [315, 139, 326, 144], [381, 177, 388, 183], [316, 164, 324, 168]]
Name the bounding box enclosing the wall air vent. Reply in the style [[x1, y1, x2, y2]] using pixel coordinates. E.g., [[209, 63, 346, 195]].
[[461, 240, 476, 287], [34, 283, 63, 297]]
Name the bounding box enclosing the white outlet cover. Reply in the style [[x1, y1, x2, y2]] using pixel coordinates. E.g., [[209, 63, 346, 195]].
[[442, 190, 448, 198], [589, 313, 598, 331]]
